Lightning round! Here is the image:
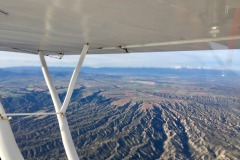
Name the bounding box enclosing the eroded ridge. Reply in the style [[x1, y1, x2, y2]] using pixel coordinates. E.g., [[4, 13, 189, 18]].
[[1, 68, 239, 159]]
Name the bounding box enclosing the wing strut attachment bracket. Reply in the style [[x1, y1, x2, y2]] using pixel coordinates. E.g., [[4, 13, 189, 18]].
[[46, 52, 64, 59]]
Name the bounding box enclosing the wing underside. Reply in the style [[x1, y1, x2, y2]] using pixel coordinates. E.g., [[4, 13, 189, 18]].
[[0, 0, 240, 55]]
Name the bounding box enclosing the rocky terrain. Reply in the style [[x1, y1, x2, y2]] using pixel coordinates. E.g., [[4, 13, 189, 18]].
[[0, 67, 240, 159]]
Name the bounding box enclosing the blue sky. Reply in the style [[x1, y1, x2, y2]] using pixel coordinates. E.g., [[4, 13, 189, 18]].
[[0, 50, 240, 70]]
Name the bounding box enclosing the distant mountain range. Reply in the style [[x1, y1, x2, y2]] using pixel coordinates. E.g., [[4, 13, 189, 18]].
[[1, 66, 240, 77]]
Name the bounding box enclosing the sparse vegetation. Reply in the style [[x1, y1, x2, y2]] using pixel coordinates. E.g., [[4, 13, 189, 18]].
[[0, 67, 240, 159]]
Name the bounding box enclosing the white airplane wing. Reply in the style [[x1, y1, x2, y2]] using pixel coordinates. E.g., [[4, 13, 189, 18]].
[[0, 0, 240, 55]]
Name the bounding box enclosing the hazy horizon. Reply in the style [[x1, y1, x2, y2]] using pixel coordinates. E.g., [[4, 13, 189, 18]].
[[1, 49, 240, 71]]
